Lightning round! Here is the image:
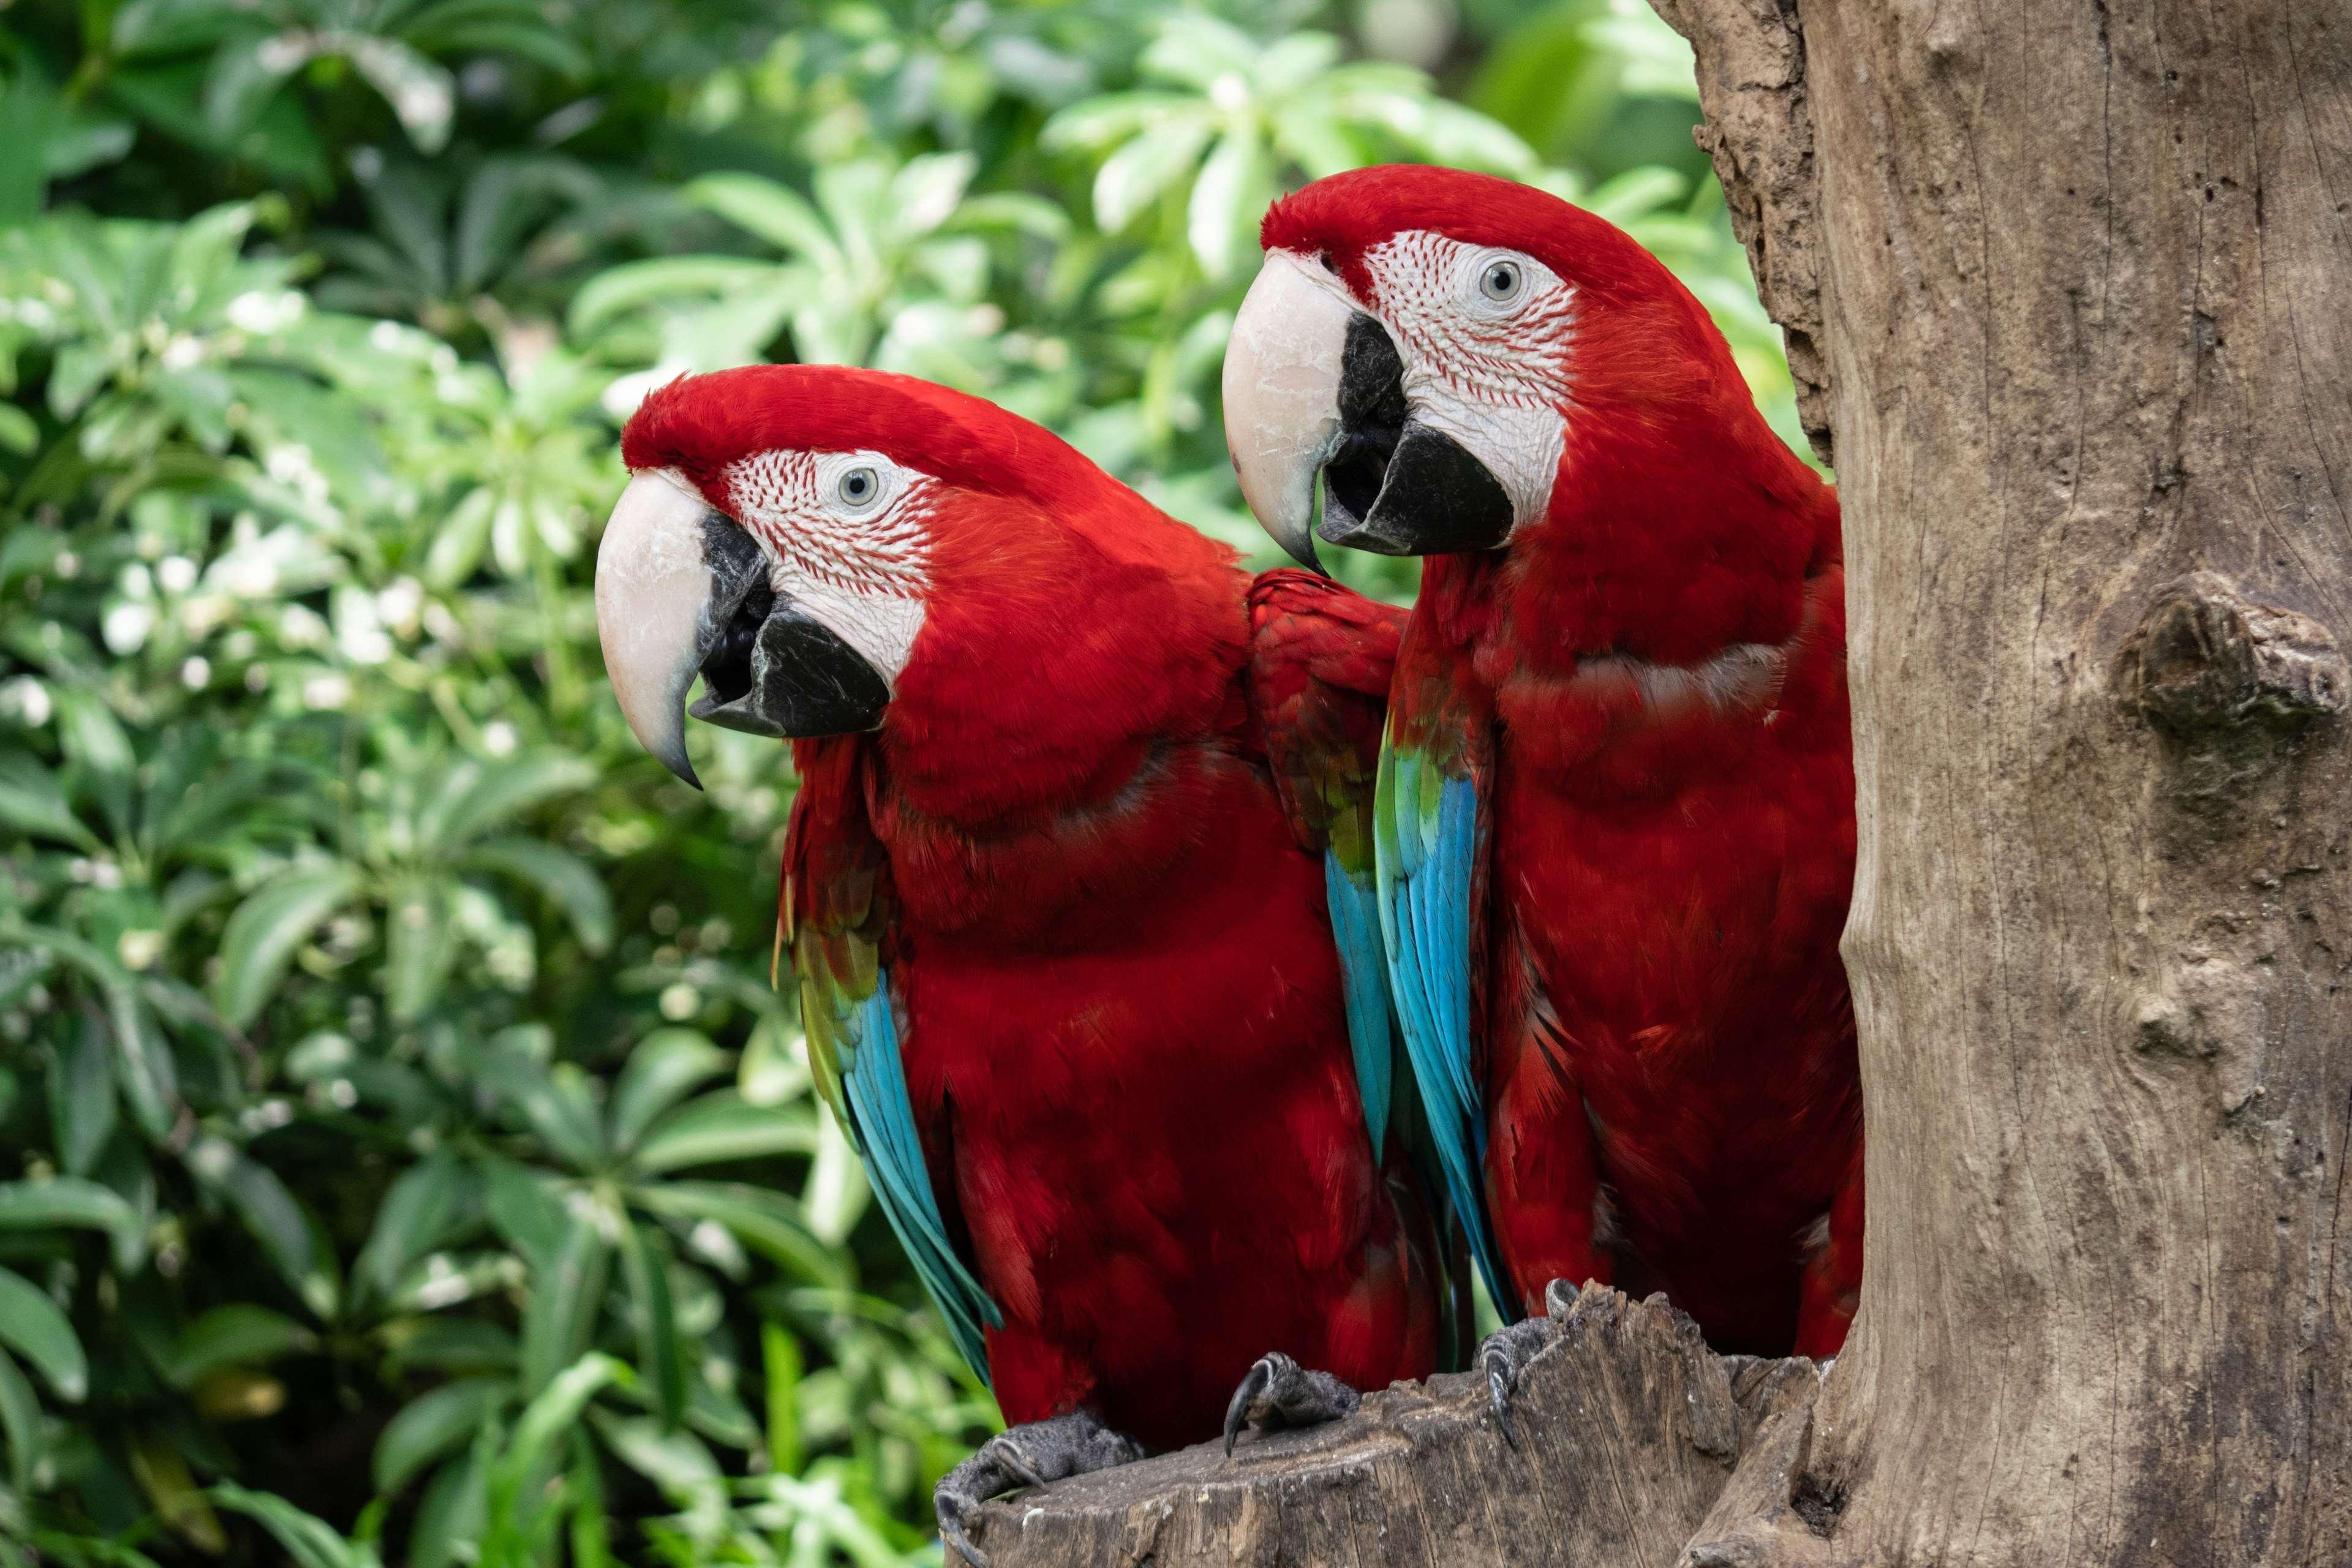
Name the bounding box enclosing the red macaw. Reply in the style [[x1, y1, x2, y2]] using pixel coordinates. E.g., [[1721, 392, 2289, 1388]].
[[1219, 165, 1863, 1429], [591, 364, 1446, 1562]]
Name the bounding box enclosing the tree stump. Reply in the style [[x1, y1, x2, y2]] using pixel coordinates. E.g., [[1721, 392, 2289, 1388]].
[[966, 1282, 1820, 1568]]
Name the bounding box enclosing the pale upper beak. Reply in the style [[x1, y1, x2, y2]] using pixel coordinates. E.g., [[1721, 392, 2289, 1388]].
[[594, 469, 887, 788], [1223, 249, 1516, 562], [1221, 251, 1359, 571]]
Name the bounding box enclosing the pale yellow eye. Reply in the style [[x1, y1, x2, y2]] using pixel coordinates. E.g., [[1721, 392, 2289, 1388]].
[[1479, 259, 1523, 303]]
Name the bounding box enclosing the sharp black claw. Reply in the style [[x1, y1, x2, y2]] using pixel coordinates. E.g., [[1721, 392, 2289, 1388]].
[[1224, 1357, 1272, 1458], [941, 1517, 990, 1568], [1486, 1354, 1519, 1449], [992, 1439, 1046, 1491]]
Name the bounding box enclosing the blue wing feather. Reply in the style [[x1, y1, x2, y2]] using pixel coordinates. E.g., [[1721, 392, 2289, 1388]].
[[837, 978, 1001, 1382], [1323, 852, 1394, 1155], [1375, 741, 1515, 1317]]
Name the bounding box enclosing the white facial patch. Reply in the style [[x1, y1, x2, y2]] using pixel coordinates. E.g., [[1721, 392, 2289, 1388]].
[[720, 448, 935, 684], [1360, 231, 1576, 530]]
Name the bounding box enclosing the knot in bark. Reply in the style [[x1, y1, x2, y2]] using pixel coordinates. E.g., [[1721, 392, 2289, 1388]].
[[2116, 572, 2346, 738]]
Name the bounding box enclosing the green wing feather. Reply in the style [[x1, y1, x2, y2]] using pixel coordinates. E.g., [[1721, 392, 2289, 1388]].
[[790, 752, 1001, 1381]]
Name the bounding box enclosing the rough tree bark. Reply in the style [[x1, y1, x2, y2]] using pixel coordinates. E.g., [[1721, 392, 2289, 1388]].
[[981, 3, 2352, 1563], [1646, 1, 2352, 1563]]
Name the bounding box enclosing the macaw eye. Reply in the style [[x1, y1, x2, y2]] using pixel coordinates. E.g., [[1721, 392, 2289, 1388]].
[[1479, 258, 1523, 303], [836, 466, 881, 509]]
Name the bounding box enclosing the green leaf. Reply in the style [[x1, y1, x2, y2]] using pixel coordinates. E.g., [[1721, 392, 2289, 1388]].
[[342, 36, 454, 154], [494, 1352, 627, 1498], [1188, 123, 1273, 277], [481, 1052, 605, 1172], [421, 486, 497, 589], [186, 1137, 336, 1319], [619, 1219, 684, 1430], [0, 1351, 43, 1491], [132, 1428, 227, 1552], [372, 1378, 511, 1496], [383, 878, 458, 1023], [634, 1182, 844, 1287], [47, 1013, 117, 1177], [685, 174, 840, 264], [208, 1480, 378, 1568], [0, 753, 97, 850], [566, 255, 781, 337], [165, 1304, 317, 1387], [0, 1264, 86, 1400], [212, 865, 361, 1030], [406, 1444, 488, 1568], [353, 1153, 468, 1307], [630, 1091, 816, 1175], [1090, 115, 1215, 230], [415, 754, 593, 851], [608, 1030, 727, 1154], [482, 1160, 568, 1273], [760, 1322, 801, 1476], [462, 836, 613, 954], [0, 1175, 146, 1272], [519, 1210, 608, 1394]]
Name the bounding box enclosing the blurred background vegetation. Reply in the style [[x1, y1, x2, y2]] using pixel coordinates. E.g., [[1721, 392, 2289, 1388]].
[[0, 0, 1797, 1562]]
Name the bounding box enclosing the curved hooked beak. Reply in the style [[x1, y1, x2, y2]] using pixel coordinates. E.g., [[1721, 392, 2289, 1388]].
[[1223, 251, 1515, 561], [594, 470, 888, 788]]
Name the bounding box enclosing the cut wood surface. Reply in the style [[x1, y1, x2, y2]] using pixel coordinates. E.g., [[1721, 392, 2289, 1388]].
[[967, 1283, 1817, 1568]]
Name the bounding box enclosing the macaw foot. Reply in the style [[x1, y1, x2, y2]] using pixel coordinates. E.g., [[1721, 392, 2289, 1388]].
[[1478, 1314, 1559, 1449], [1221, 1351, 1362, 1457], [935, 1411, 1142, 1568]]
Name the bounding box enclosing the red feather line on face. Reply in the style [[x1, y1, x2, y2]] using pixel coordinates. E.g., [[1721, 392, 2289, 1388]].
[[621, 365, 1110, 507]]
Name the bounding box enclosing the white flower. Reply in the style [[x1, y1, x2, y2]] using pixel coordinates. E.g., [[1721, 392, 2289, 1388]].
[[181, 656, 211, 690], [102, 601, 156, 655], [303, 673, 352, 710], [374, 577, 424, 636], [217, 553, 281, 598], [116, 930, 164, 971], [0, 678, 50, 727], [159, 335, 205, 371], [481, 721, 518, 757], [279, 604, 329, 647], [157, 556, 198, 594], [659, 982, 700, 1021], [180, 593, 233, 637], [226, 289, 304, 334], [263, 443, 330, 506]]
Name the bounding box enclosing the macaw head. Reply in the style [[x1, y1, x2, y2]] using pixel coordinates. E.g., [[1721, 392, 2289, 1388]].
[[596, 364, 1223, 788], [1223, 164, 1781, 572]]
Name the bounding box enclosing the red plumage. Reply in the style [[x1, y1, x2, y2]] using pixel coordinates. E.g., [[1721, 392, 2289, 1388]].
[[1268, 167, 1863, 1357], [628, 366, 1444, 1447]]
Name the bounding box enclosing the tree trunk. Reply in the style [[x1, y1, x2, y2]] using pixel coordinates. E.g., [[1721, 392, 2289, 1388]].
[[1647, 1, 2352, 1563], [967, 1284, 1819, 1567]]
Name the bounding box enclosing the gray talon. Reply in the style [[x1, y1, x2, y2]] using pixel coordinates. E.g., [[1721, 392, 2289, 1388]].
[[1223, 1357, 1274, 1457], [1485, 1351, 1519, 1449], [1220, 1350, 1362, 1460], [1477, 1315, 1559, 1450], [934, 1411, 1141, 1565]]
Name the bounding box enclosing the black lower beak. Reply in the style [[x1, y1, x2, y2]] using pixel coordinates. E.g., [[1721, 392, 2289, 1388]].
[[688, 524, 888, 741], [1316, 314, 1516, 557]]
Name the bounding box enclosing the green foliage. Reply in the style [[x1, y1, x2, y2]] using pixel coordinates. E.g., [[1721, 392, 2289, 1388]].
[[0, 0, 1801, 1561]]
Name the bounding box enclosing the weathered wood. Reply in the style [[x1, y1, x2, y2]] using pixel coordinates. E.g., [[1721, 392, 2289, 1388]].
[[1649, 1, 2352, 1564], [970, 1283, 1812, 1568]]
